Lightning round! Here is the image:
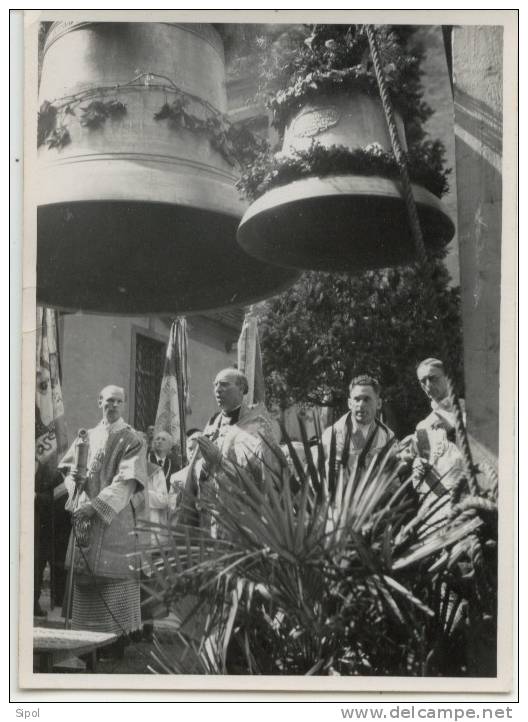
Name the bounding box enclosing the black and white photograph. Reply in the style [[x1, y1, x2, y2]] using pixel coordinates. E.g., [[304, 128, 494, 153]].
[[16, 9, 517, 693]]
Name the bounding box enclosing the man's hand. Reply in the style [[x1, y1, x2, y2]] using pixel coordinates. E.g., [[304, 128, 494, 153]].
[[67, 469, 86, 490], [73, 502, 96, 521], [396, 436, 416, 465], [194, 435, 223, 472], [411, 457, 430, 484], [132, 490, 145, 512]]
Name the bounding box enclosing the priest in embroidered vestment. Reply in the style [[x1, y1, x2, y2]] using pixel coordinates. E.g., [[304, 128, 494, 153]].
[[321, 374, 395, 482], [181, 368, 284, 532], [59, 385, 146, 638], [401, 358, 465, 530]]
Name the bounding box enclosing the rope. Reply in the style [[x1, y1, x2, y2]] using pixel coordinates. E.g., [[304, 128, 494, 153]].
[[366, 25, 480, 495], [446, 378, 479, 495], [365, 26, 429, 269]]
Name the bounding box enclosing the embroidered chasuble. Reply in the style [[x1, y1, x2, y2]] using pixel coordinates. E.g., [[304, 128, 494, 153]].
[[59, 418, 146, 633], [179, 402, 284, 531]]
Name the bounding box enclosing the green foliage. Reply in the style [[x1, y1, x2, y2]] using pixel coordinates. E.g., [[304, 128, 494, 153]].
[[44, 125, 71, 150], [138, 426, 496, 676], [79, 99, 127, 128], [258, 265, 463, 437], [236, 24, 450, 206], [37, 101, 57, 147], [237, 140, 450, 201], [255, 25, 431, 135], [154, 99, 268, 168], [38, 97, 127, 147]]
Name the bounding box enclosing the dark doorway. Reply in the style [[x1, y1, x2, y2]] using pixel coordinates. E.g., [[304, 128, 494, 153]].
[[133, 332, 165, 432]]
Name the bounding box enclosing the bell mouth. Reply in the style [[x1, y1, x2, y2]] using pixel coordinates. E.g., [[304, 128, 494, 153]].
[[237, 174, 456, 273], [37, 201, 300, 316]]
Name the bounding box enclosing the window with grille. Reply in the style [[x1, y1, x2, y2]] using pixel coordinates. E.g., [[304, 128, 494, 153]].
[[134, 332, 165, 432]]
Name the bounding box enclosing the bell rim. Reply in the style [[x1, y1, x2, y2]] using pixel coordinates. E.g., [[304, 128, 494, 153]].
[[236, 173, 456, 274], [36, 271, 302, 318], [239, 173, 454, 230], [37, 200, 301, 316]]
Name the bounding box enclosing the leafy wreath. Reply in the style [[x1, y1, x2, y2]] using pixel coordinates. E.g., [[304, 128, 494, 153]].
[[235, 25, 450, 202], [37, 71, 266, 166], [254, 25, 432, 140], [236, 141, 450, 201], [38, 98, 127, 150], [152, 96, 267, 167]]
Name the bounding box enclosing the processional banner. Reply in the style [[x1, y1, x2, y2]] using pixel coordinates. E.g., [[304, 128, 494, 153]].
[[237, 310, 265, 406], [35, 307, 68, 478], [155, 317, 190, 460]]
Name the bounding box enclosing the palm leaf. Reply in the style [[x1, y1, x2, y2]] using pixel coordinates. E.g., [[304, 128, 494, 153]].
[[146, 416, 495, 676]]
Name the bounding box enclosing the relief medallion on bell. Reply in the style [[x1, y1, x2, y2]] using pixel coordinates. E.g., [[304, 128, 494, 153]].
[[289, 107, 341, 138]]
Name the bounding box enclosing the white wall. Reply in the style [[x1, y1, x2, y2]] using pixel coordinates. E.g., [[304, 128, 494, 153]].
[[60, 312, 238, 440], [453, 25, 503, 463], [185, 315, 238, 430], [417, 26, 460, 284]]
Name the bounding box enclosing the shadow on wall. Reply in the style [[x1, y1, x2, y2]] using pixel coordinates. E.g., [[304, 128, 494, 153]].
[[454, 68, 502, 461], [454, 88, 503, 159]]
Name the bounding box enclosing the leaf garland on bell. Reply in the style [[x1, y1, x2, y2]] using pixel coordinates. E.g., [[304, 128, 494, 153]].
[[153, 100, 267, 168], [45, 125, 71, 150], [38, 97, 127, 147], [79, 99, 127, 129], [37, 101, 57, 148], [153, 96, 189, 124], [255, 25, 430, 137], [236, 24, 450, 207], [237, 141, 450, 201], [36, 70, 266, 166]]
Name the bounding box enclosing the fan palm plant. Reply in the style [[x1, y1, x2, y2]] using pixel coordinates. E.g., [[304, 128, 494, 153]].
[[135, 421, 496, 676]]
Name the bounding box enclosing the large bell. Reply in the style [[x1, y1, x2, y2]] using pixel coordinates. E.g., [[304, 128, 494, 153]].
[[237, 90, 455, 273], [37, 22, 298, 315]]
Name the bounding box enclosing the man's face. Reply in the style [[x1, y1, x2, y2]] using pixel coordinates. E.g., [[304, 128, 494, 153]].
[[348, 384, 381, 426], [98, 387, 124, 423], [417, 364, 448, 403], [213, 370, 244, 413], [153, 432, 172, 456]]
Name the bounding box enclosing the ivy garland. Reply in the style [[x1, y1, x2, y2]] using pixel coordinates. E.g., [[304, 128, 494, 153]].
[[255, 25, 431, 137], [236, 25, 451, 203], [152, 97, 267, 167], [37, 101, 58, 147], [236, 141, 450, 201], [45, 125, 72, 150], [37, 71, 266, 166], [80, 99, 127, 129], [38, 98, 128, 149]]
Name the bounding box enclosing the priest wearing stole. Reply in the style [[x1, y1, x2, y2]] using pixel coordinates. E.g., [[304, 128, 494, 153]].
[[59, 385, 146, 651], [181, 368, 284, 533], [322, 374, 395, 483]]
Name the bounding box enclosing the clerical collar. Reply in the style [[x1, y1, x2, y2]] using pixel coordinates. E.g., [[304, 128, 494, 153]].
[[221, 405, 241, 422], [101, 417, 126, 432], [431, 397, 452, 412]]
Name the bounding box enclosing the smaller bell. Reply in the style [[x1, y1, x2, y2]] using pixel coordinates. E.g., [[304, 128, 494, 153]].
[[237, 91, 455, 273]]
